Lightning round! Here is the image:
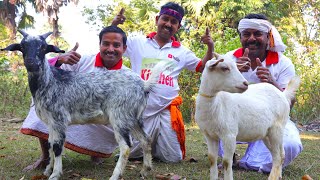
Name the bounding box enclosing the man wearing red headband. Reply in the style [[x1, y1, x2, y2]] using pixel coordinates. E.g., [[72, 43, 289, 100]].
[[112, 2, 214, 162]]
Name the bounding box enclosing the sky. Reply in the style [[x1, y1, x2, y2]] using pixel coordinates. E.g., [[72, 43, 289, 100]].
[[24, 1, 107, 54]]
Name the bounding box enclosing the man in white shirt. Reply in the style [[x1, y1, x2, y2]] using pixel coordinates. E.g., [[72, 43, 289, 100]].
[[112, 2, 214, 162], [220, 13, 303, 173]]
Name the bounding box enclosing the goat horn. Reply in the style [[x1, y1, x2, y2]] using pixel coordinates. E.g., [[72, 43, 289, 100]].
[[213, 52, 220, 59], [41, 32, 53, 39], [18, 30, 28, 37]]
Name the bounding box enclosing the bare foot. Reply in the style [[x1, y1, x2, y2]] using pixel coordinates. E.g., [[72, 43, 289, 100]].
[[91, 156, 104, 165], [22, 157, 49, 172]]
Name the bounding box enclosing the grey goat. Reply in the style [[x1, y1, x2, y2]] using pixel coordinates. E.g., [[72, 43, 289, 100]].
[[1, 30, 164, 179]]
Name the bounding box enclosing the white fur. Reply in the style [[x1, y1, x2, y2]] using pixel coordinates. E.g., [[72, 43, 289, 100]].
[[195, 54, 300, 180]]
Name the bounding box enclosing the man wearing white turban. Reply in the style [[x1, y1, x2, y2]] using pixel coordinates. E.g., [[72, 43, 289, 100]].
[[220, 13, 303, 173]]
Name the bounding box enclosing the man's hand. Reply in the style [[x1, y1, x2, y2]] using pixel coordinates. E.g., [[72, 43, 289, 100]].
[[236, 48, 251, 72], [198, 27, 214, 73], [200, 27, 214, 49], [111, 8, 126, 26], [56, 43, 81, 66], [256, 58, 274, 83]]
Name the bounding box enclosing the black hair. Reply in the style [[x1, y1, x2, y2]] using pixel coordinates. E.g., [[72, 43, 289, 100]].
[[243, 13, 268, 20], [99, 25, 127, 45], [160, 2, 185, 17]]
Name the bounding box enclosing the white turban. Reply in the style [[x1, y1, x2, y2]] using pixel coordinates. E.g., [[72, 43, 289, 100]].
[[238, 19, 287, 52]]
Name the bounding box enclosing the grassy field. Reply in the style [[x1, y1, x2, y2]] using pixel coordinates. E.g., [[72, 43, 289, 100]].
[[0, 120, 319, 180]]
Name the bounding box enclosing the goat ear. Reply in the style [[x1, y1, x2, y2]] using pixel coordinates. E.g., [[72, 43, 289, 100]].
[[41, 32, 53, 39], [207, 59, 224, 70], [46, 45, 65, 53], [1, 43, 22, 52], [18, 29, 28, 37]]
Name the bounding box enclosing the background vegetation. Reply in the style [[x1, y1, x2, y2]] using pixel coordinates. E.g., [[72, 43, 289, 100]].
[[0, 1, 319, 179], [0, 0, 319, 125]]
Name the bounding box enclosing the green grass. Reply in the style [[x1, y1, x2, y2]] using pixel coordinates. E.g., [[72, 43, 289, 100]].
[[0, 121, 319, 180]]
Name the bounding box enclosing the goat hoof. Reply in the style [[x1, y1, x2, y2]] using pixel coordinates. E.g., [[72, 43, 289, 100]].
[[48, 175, 59, 180], [109, 175, 121, 180], [140, 168, 152, 179], [43, 169, 52, 177], [48, 172, 62, 180]]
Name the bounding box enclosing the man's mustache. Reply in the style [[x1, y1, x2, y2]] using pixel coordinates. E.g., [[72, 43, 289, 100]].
[[245, 42, 261, 47], [103, 51, 117, 56]]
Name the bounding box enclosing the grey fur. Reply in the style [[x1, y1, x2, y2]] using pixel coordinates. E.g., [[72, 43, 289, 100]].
[[1, 30, 157, 179]]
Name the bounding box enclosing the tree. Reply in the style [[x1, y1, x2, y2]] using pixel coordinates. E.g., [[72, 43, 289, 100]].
[[0, 0, 79, 43], [0, 0, 34, 41], [33, 0, 79, 40]]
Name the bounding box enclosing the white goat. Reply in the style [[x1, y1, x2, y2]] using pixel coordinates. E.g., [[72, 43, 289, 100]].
[[0, 30, 170, 180], [195, 54, 300, 180]]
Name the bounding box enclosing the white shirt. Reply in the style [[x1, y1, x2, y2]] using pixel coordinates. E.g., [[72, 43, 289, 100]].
[[124, 33, 202, 118]]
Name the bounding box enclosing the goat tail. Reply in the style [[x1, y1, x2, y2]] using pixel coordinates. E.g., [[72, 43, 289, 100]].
[[283, 76, 301, 105], [143, 60, 172, 92]]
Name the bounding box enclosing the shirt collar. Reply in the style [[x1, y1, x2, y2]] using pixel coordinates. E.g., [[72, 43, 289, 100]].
[[94, 53, 123, 70], [233, 48, 279, 66], [146, 32, 181, 48]]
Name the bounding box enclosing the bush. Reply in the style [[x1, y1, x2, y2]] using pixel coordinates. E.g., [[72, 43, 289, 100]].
[[287, 47, 320, 124], [0, 66, 31, 118]]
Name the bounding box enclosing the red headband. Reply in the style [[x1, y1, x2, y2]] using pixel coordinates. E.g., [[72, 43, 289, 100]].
[[159, 8, 183, 23]]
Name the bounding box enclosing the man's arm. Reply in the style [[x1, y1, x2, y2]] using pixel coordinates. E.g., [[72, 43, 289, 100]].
[[54, 43, 81, 67], [255, 58, 284, 91], [197, 27, 214, 73], [111, 8, 126, 26]]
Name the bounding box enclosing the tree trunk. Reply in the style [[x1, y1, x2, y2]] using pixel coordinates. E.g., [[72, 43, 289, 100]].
[[51, 17, 60, 46], [0, 0, 17, 41]]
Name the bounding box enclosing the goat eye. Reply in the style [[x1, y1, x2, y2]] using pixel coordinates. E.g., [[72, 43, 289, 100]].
[[221, 66, 230, 72]]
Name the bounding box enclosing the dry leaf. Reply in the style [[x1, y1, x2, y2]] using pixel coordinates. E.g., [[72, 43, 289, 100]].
[[127, 164, 137, 170], [163, 173, 174, 176], [8, 136, 17, 140], [31, 175, 47, 180], [155, 173, 176, 180], [302, 174, 313, 180], [71, 173, 81, 177], [155, 174, 170, 180], [132, 160, 142, 164]]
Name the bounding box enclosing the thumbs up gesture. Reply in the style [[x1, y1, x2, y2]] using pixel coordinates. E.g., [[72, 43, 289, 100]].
[[200, 27, 214, 49], [236, 48, 251, 72], [112, 8, 126, 26], [255, 58, 273, 83], [56, 42, 81, 66]]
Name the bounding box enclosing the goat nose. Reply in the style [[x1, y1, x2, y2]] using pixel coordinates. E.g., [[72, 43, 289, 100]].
[[243, 81, 249, 86]]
